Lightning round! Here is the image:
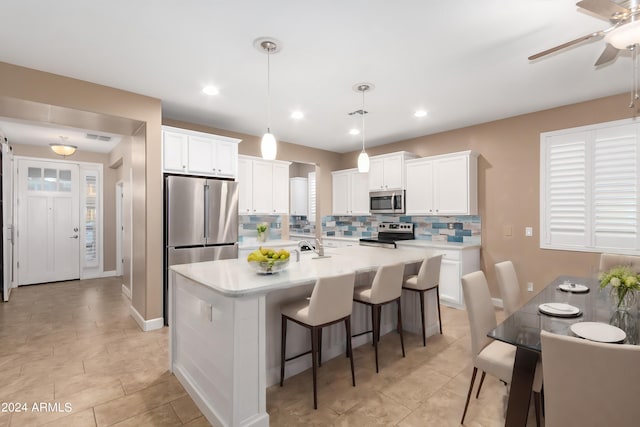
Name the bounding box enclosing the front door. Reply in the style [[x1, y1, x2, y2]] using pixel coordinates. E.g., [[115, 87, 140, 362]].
[[17, 159, 80, 285]]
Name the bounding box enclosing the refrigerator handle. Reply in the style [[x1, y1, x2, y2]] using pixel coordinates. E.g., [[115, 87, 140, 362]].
[[203, 182, 210, 240]]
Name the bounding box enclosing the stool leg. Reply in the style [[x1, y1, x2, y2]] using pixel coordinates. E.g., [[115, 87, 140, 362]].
[[311, 326, 318, 409], [476, 371, 486, 398], [280, 316, 287, 387], [373, 305, 380, 373], [345, 317, 355, 387], [435, 286, 443, 334], [419, 290, 426, 347], [397, 298, 405, 357], [318, 328, 322, 367], [371, 304, 375, 347]]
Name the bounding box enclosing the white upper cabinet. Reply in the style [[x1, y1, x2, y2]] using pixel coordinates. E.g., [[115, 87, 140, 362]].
[[238, 155, 290, 215], [332, 169, 370, 215], [368, 152, 418, 191], [290, 177, 308, 216], [405, 151, 478, 215], [162, 126, 240, 178]]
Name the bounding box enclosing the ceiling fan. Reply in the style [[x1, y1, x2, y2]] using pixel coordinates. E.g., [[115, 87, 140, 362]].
[[529, 0, 640, 66]]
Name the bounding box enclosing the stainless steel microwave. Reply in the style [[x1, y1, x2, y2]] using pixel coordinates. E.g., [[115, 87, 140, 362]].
[[369, 190, 405, 214]]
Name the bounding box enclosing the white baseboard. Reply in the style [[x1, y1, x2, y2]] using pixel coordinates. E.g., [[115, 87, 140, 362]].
[[121, 284, 131, 299], [129, 304, 164, 332], [492, 297, 504, 308]]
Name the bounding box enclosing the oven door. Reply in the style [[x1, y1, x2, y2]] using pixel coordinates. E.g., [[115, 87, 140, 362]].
[[369, 190, 405, 214]]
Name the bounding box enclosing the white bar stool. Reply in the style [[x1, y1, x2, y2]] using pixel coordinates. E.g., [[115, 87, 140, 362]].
[[402, 254, 443, 346], [279, 271, 356, 409], [352, 262, 405, 373]]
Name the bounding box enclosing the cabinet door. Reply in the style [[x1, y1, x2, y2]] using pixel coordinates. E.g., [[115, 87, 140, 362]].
[[187, 136, 216, 175], [163, 131, 188, 173], [272, 163, 289, 214], [215, 140, 237, 178], [290, 178, 308, 216], [237, 158, 253, 215], [439, 259, 462, 306], [406, 161, 434, 214], [350, 171, 370, 215], [332, 172, 350, 215], [251, 160, 274, 214], [383, 155, 403, 190], [368, 158, 385, 190], [434, 155, 469, 215]]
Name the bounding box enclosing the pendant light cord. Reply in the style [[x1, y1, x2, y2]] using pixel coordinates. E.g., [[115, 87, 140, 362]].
[[361, 87, 366, 152], [632, 44, 639, 109], [267, 45, 271, 132]]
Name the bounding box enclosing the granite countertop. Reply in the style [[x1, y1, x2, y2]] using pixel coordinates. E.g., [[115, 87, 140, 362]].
[[322, 236, 360, 242], [238, 239, 299, 249], [171, 245, 428, 297]]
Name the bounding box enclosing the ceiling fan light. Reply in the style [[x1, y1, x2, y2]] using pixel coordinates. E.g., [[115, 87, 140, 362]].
[[605, 20, 640, 49], [49, 143, 77, 157], [358, 151, 370, 173], [261, 132, 277, 160]]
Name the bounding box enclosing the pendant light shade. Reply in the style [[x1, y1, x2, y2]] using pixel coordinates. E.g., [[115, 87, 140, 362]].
[[605, 20, 640, 49], [358, 150, 370, 173], [256, 38, 280, 160], [261, 132, 277, 160]]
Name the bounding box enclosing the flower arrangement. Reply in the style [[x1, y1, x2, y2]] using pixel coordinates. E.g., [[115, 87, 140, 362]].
[[256, 223, 269, 242], [599, 266, 640, 309]]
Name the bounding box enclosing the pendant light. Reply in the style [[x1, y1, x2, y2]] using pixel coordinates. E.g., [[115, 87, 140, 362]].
[[50, 136, 77, 157], [255, 38, 280, 160], [354, 83, 373, 173]]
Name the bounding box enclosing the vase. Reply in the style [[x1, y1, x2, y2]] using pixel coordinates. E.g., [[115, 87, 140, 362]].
[[257, 231, 267, 243], [613, 288, 636, 312]]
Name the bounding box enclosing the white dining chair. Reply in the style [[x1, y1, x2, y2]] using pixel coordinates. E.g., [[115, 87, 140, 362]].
[[540, 330, 640, 427], [353, 262, 406, 373], [599, 252, 640, 273], [280, 271, 356, 409], [402, 254, 443, 346], [494, 260, 523, 317], [460, 270, 542, 426]]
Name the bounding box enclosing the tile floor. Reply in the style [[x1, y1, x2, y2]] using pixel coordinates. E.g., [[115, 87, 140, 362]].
[[0, 277, 539, 426]]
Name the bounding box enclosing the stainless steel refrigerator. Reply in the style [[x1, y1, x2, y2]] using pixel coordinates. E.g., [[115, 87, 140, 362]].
[[164, 175, 239, 322]]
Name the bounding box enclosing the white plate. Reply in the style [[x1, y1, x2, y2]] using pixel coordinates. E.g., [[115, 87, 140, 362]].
[[570, 322, 626, 343], [538, 302, 581, 317], [558, 283, 589, 293]]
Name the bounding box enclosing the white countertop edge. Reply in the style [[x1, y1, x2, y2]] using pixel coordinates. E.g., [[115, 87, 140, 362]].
[[238, 239, 299, 249], [395, 240, 481, 250]]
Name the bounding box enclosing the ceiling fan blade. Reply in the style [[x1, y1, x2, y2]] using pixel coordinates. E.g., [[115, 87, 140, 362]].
[[528, 31, 603, 60], [594, 43, 620, 65], [576, 0, 630, 20]]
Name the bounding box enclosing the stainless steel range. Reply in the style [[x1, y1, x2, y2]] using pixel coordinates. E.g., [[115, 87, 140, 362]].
[[359, 222, 414, 248]]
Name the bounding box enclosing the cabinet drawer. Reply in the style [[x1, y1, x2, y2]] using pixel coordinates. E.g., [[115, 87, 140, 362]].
[[435, 249, 460, 261]]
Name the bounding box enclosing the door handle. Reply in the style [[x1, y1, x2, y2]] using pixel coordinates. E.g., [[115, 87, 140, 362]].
[[69, 235, 79, 239]]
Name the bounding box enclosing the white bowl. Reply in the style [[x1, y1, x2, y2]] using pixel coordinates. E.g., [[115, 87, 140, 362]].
[[248, 258, 290, 274]]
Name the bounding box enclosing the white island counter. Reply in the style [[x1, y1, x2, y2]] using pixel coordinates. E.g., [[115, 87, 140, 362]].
[[169, 245, 446, 427]]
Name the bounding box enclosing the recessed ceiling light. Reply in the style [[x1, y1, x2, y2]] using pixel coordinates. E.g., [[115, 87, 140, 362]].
[[202, 85, 219, 96], [414, 110, 428, 117], [349, 128, 360, 135], [291, 111, 304, 119]]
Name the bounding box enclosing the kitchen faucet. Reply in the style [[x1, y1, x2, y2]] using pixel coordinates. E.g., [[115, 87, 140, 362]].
[[297, 238, 328, 258]]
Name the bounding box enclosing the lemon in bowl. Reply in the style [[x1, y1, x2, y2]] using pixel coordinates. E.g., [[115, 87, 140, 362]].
[[247, 247, 290, 274]]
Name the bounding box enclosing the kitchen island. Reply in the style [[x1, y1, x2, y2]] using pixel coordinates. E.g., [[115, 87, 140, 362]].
[[168, 245, 443, 427]]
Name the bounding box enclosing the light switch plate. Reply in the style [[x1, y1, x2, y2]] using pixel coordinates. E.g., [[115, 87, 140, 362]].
[[525, 227, 533, 237], [527, 282, 534, 292]]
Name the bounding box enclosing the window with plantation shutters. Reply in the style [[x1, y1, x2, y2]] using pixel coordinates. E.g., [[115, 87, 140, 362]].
[[541, 120, 640, 254]]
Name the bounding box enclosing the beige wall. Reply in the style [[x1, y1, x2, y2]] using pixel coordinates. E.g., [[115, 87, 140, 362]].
[[339, 93, 635, 297], [162, 119, 343, 225], [11, 144, 117, 271], [110, 136, 133, 291], [0, 61, 163, 321]]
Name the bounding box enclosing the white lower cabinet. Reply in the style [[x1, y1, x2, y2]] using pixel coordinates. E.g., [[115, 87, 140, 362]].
[[396, 243, 480, 308], [238, 156, 290, 215], [331, 168, 369, 215]]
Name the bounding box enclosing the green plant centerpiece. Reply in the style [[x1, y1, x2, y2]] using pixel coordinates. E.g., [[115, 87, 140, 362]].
[[256, 223, 268, 242], [599, 266, 640, 310]]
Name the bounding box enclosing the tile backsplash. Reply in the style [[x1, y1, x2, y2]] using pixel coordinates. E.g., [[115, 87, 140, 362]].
[[289, 215, 316, 235], [321, 214, 481, 244], [239, 215, 282, 242]]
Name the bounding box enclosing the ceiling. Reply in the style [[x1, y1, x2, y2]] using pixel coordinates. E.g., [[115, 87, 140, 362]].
[[0, 0, 634, 153]]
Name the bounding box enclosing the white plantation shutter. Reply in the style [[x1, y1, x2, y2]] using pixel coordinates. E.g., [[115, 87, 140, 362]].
[[541, 120, 640, 253], [543, 134, 588, 248], [592, 125, 638, 250]]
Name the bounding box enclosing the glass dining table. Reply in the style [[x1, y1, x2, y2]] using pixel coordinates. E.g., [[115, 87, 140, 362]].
[[488, 275, 639, 427]]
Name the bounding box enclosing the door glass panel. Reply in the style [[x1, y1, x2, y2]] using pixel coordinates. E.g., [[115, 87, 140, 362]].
[[27, 167, 42, 191], [59, 169, 72, 192], [84, 175, 98, 264], [43, 168, 57, 191]]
